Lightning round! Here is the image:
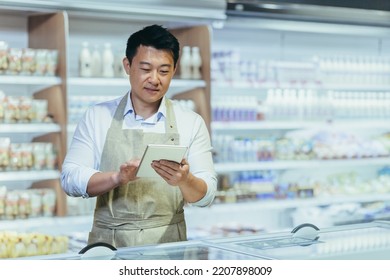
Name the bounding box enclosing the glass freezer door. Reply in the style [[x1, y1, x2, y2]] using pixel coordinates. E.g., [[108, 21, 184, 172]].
[[204, 221, 390, 260], [114, 239, 268, 260]]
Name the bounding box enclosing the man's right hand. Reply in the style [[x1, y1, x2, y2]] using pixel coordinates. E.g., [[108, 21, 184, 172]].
[[117, 159, 141, 185]]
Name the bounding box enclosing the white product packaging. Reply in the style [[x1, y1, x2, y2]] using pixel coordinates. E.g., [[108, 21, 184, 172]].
[[191, 46, 202, 79], [180, 46, 192, 79], [102, 42, 114, 78], [90, 45, 101, 77], [79, 41, 92, 77]]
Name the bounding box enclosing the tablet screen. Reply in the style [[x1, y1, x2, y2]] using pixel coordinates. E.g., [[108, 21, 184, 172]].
[[136, 144, 188, 178]]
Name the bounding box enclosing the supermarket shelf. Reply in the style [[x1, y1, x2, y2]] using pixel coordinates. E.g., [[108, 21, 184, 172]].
[[334, 213, 390, 226], [214, 158, 390, 173], [0, 123, 61, 134], [322, 84, 390, 91], [260, 193, 390, 210], [0, 75, 61, 85], [212, 81, 390, 91], [0, 215, 93, 235], [188, 193, 390, 213], [212, 121, 319, 131], [211, 120, 390, 131], [0, 170, 61, 182]]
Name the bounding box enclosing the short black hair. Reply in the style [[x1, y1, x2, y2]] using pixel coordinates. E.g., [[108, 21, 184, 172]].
[[126, 24, 180, 68]]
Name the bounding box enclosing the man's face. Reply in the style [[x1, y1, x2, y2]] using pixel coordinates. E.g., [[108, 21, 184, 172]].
[[123, 45, 176, 108]]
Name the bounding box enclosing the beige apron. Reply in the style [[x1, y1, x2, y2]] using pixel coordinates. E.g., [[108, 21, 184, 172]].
[[88, 94, 187, 248]]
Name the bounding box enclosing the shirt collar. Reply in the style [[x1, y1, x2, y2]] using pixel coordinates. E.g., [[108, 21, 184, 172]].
[[123, 92, 166, 123]]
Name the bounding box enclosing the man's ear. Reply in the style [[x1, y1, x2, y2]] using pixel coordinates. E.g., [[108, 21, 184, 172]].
[[122, 57, 130, 75]]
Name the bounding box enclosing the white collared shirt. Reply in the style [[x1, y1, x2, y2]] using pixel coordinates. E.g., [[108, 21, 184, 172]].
[[61, 93, 217, 207]]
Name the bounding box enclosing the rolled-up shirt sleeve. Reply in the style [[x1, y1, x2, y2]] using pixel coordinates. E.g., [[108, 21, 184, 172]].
[[184, 115, 217, 207], [61, 108, 100, 198]]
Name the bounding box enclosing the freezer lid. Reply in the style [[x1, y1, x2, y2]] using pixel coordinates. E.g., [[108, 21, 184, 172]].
[[114, 239, 268, 260], [16, 239, 268, 260], [204, 221, 390, 260]]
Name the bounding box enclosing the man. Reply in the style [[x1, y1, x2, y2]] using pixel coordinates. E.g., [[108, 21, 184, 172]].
[[61, 24, 217, 248]]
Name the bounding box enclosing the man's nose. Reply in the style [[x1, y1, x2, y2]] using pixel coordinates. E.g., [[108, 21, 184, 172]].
[[148, 70, 159, 84]]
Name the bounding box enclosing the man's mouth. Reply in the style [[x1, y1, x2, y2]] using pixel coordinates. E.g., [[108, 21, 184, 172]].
[[145, 87, 159, 92]]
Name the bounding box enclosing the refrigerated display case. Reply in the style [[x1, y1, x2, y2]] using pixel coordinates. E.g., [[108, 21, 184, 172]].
[[16, 220, 390, 260], [206, 220, 390, 260], [209, 2, 390, 233]]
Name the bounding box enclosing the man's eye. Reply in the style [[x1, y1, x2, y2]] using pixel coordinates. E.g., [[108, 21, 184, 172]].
[[141, 68, 151, 72], [160, 70, 169, 74]]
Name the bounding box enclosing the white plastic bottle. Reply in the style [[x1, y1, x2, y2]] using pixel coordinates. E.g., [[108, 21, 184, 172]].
[[79, 41, 92, 77], [180, 46, 192, 79], [191, 46, 202, 79], [102, 42, 114, 78], [114, 51, 126, 77], [90, 44, 101, 77]]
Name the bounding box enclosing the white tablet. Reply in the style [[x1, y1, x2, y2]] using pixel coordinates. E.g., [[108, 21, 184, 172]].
[[136, 144, 188, 178]]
